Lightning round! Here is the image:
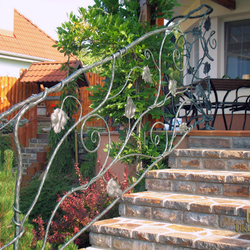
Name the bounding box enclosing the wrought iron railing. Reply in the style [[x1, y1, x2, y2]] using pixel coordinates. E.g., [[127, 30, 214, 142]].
[[0, 4, 216, 250]]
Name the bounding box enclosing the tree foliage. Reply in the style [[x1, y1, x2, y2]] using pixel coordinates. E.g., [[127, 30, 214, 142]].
[[54, 0, 180, 126]]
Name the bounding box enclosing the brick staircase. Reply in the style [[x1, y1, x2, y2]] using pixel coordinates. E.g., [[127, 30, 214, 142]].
[[21, 134, 48, 187], [87, 131, 250, 250]]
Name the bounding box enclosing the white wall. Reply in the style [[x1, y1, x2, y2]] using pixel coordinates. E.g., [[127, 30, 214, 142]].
[[0, 58, 31, 78], [178, 0, 250, 117], [180, 0, 250, 78]]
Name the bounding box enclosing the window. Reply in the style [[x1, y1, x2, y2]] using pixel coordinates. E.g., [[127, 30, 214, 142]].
[[225, 19, 250, 78]]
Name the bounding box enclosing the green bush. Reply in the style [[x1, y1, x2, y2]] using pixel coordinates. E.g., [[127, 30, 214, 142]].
[[0, 149, 34, 249], [20, 175, 77, 222], [0, 134, 12, 164]]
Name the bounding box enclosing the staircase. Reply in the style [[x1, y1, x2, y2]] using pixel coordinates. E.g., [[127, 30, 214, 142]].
[[21, 134, 48, 187], [87, 131, 250, 250]]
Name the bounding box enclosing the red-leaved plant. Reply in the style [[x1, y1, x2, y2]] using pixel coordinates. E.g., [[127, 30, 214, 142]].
[[32, 159, 131, 247]]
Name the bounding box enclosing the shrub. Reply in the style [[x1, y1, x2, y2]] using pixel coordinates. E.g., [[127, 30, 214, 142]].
[[0, 149, 34, 249], [32, 162, 131, 248], [20, 175, 77, 222], [0, 134, 12, 164]]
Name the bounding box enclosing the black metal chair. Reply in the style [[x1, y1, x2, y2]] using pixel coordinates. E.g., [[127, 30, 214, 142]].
[[222, 86, 250, 130]]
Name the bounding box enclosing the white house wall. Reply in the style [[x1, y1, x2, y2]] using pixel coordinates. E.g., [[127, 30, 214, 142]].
[[180, 0, 250, 79], [0, 57, 31, 78]]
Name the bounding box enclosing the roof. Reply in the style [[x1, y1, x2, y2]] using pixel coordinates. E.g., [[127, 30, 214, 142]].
[[0, 9, 66, 61], [20, 60, 89, 88]]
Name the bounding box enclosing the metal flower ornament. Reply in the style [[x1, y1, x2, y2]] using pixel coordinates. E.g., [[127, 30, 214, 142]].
[[169, 79, 177, 97], [125, 96, 136, 119], [107, 179, 122, 198], [179, 122, 188, 133], [142, 65, 153, 83], [51, 108, 69, 133]]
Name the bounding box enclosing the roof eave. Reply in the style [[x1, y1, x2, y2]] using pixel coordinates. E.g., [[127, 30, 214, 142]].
[[0, 50, 55, 63]]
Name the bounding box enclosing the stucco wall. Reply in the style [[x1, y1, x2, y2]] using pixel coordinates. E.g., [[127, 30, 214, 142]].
[[0, 57, 31, 77], [180, 0, 250, 79]]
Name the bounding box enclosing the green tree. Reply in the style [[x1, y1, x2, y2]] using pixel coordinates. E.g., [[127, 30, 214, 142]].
[[54, 0, 180, 171], [55, 0, 179, 123], [46, 65, 79, 177]]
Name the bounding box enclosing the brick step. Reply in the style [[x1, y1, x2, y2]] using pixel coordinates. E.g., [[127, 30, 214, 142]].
[[146, 169, 250, 199], [89, 217, 250, 250], [188, 136, 250, 149], [169, 149, 250, 171], [21, 153, 37, 159], [21, 147, 45, 153], [26, 162, 43, 175], [29, 138, 49, 144], [21, 162, 43, 188], [120, 191, 250, 231], [37, 133, 49, 139], [29, 138, 49, 148]]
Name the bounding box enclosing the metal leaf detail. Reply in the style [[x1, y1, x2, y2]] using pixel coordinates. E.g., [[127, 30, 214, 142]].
[[204, 16, 211, 31], [170, 34, 176, 43], [179, 122, 188, 133], [204, 99, 212, 110], [51, 108, 69, 134], [142, 65, 153, 83], [187, 67, 195, 75], [107, 179, 122, 198], [195, 84, 205, 98], [192, 27, 201, 37], [203, 62, 211, 74], [125, 96, 136, 119], [169, 79, 177, 97]]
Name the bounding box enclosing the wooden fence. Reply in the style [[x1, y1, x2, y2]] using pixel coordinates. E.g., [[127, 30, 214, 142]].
[[0, 72, 105, 147], [44, 72, 106, 128]]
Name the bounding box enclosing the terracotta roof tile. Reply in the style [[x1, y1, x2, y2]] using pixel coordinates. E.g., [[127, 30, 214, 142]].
[[0, 9, 68, 61], [20, 60, 89, 88]]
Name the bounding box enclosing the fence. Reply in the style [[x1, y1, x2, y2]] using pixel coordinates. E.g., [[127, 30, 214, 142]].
[[44, 72, 105, 128], [0, 74, 38, 146], [0, 72, 105, 146]]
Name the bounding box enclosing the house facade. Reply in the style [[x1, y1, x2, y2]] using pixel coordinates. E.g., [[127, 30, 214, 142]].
[[0, 9, 66, 78], [176, 0, 250, 80]]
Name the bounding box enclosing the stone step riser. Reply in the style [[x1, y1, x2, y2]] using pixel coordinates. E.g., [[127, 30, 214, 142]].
[[21, 153, 37, 159], [146, 178, 250, 199], [119, 203, 248, 232], [89, 232, 195, 250], [119, 191, 250, 232], [169, 149, 250, 171], [21, 138, 48, 177], [169, 157, 250, 171], [89, 217, 250, 250], [87, 135, 250, 250], [29, 143, 48, 148], [21, 147, 45, 153], [29, 138, 49, 144], [145, 169, 250, 199], [188, 136, 250, 149]]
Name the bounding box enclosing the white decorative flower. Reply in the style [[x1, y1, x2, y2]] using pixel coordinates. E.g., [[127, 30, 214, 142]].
[[107, 178, 122, 198], [142, 65, 153, 83], [125, 96, 136, 119], [50, 108, 69, 134], [169, 79, 177, 97], [179, 122, 188, 133]]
